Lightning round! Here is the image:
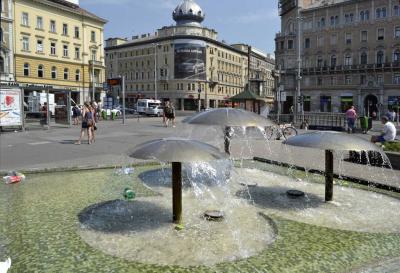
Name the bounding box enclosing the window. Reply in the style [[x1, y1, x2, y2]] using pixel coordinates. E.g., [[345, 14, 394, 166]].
[[331, 55, 337, 67], [345, 54, 352, 66], [394, 73, 400, 84], [22, 37, 29, 51], [50, 42, 56, 55], [63, 45, 68, 57], [394, 50, 400, 62], [62, 23, 68, 36], [345, 33, 352, 44], [36, 39, 43, 53], [51, 66, 57, 79], [36, 16, 43, 29], [360, 52, 368, 64], [376, 7, 387, 18], [91, 31, 96, 42], [331, 77, 337, 85], [38, 65, 44, 78], [361, 31, 368, 42], [91, 50, 97, 61], [75, 69, 80, 81], [0, 57, 4, 73], [305, 38, 310, 48], [63, 68, 68, 80], [22, 12, 29, 26], [288, 40, 294, 49], [330, 16, 335, 26], [377, 28, 384, 40], [344, 13, 354, 24], [280, 41, 284, 50], [23, 63, 29, 76], [317, 77, 322, 86], [377, 50, 384, 64], [395, 6, 400, 16], [75, 47, 80, 59], [50, 20, 56, 33], [395, 27, 400, 38], [345, 75, 351, 84], [74, 26, 79, 38]]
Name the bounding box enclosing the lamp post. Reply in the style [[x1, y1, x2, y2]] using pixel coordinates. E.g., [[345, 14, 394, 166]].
[[153, 43, 158, 100], [197, 85, 202, 112], [296, 3, 303, 124]]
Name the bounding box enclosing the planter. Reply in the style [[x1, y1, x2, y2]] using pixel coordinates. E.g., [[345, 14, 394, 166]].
[[386, 151, 400, 170]]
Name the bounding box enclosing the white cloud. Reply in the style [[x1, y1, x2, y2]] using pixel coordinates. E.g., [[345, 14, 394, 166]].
[[82, 0, 176, 9]]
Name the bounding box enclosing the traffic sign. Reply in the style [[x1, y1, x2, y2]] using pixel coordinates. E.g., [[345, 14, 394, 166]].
[[279, 91, 287, 102], [107, 78, 122, 86]]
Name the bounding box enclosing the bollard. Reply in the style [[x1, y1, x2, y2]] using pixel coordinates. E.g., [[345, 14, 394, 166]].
[[325, 150, 334, 202], [172, 162, 182, 224]]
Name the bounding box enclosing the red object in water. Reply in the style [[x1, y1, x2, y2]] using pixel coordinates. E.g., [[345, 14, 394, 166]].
[[5, 96, 14, 106], [6, 176, 23, 184]]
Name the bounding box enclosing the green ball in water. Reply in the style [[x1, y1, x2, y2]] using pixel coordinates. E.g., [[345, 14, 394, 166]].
[[123, 189, 136, 200]]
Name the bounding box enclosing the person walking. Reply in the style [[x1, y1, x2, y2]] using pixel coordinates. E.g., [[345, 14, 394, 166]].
[[75, 102, 94, 145], [72, 104, 81, 125], [164, 101, 176, 128], [345, 106, 357, 134], [90, 102, 98, 143]]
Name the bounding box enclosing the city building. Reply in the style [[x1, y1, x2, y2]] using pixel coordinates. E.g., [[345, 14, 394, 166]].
[[1, 0, 15, 84], [12, 0, 107, 104], [275, 0, 400, 116], [105, 0, 275, 111]]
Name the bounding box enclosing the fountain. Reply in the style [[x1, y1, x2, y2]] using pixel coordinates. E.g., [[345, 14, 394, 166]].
[[283, 131, 382, 201], [1, 113, 400, 271], [184, 108, 274, 154], [129, 137, 227, 224]]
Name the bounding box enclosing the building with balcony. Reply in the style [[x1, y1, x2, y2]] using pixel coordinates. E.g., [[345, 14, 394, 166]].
[[12, 0, 107, 103], [1, 0, 15, 84], [105, 0, 275, 111], [275, 0, 400, 116]]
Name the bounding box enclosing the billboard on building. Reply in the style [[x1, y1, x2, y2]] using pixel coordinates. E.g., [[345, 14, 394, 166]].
[[174, 39, 206, 81], [0, 89, 22, 126]]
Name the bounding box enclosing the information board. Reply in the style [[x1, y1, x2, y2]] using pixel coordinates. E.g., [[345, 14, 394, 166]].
[[0, 89, 22, 126]]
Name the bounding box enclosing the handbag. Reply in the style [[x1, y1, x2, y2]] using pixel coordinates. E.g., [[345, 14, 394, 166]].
[[94, 125, 97, 131]]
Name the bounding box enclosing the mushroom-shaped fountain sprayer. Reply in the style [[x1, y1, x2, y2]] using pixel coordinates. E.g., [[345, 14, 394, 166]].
[[283, 131, 383, 202], [129, 138, 228, 224], [184, 108, 274, 154]]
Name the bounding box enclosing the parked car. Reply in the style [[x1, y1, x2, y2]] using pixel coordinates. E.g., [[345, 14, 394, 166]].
[[177, 59, 205, 74], [145, 106, 164, 117]]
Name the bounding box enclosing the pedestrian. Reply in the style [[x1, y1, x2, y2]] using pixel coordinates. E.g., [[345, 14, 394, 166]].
[[164, 101, 176, 128], [390, 109, 396, 122], [371, 116, 397, 143], [345, 106, 357, 134], [75, 102, 94, 145], [72, 104, 81, 125], [40, 102, 48, 125], [91, 102, 98, 142]]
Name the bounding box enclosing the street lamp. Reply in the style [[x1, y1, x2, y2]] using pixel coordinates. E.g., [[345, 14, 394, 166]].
[[153, 43, 159, 100], [197, 85, 202, 112]]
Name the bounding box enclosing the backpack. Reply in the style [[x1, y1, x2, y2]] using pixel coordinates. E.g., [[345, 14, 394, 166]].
[[74, 106, 81, 116], [165, 106, 173, 115]]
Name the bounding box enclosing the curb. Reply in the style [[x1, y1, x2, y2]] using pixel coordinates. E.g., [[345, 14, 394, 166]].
[[0, 161, 160, 176]]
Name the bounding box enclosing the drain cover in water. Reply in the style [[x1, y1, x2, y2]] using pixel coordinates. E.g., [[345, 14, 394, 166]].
[[204, 210, 224, 221], [286, 190, 305, 198]]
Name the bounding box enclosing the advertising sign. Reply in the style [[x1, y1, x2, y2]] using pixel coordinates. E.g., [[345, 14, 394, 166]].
[[174, 39, 206, 80], [0, 89, 22, 126]]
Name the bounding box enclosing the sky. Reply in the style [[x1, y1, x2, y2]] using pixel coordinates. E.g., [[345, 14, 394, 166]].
[[79, 0, 280, 55]]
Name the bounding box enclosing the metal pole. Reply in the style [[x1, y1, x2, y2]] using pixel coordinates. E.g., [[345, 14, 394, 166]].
[[172, 162, 182, 224], [296, 3, 303, 124], [122, 76, 126, 125], [92, 61, 95, 102], [198, 89, 201, 112], [224, 126, 232, 155], [154, 44, 157, 100], [325, 150, 334, 202], [46, 89, 50, 129]]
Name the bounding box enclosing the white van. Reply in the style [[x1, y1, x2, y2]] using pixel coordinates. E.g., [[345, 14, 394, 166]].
[[137, 99, 161, 114]]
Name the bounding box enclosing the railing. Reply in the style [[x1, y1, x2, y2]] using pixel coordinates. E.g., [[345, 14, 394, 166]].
[[269, 112, 346, 130]]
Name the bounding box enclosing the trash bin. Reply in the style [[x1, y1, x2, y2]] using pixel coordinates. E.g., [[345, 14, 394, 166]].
[[359, 116, 368, 133], [111, 112, 116, 120], [101, 110, 107, 120]]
